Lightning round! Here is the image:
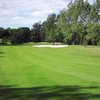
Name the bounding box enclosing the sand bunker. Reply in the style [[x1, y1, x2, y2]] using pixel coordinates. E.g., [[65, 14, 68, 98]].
[[33, 45, 68, 48]]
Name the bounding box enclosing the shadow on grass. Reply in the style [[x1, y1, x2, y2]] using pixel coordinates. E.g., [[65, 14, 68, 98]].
[[0, 85, 100, 100], [0, 52, 5, 57]]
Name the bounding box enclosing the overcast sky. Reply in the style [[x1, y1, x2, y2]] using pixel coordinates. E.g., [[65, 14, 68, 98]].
[[0, 0, 93, 28]]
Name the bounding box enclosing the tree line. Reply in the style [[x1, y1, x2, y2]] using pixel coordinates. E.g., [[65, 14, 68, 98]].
[[0, 0, 100, 45]]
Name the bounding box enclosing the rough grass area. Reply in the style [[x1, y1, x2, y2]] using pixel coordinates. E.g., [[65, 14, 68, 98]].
[[0, 45, 100, 99], [22, 42, 52, 46]]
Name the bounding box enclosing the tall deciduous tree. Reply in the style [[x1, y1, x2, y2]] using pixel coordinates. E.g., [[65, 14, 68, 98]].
[[31, 22, 44, 42], [43, 13, 57, 44]]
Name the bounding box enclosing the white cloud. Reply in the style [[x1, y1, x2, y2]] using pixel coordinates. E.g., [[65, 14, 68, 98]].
[[30, 9, 54, 16], [0, 0, 69, 28], [12, 16, 24, 20], [0, 0, 94, 28]]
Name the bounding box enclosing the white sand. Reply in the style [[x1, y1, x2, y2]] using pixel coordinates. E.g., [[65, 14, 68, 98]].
[[33, 45, 68, 48]]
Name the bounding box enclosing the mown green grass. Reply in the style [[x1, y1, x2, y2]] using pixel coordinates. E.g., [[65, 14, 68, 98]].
[[0, 45, 100, 99]]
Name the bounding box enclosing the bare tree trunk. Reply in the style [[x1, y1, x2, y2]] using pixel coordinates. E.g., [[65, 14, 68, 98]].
[[53, 38, 55, 45]]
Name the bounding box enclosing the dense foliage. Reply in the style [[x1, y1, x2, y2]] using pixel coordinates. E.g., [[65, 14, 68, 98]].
[[0, 0, 100, 45]]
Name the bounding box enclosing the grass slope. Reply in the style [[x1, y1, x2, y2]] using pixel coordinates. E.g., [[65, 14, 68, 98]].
[[0, 45, 100, 99]]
